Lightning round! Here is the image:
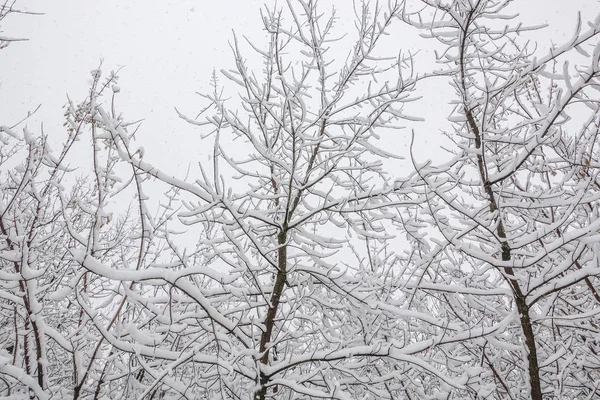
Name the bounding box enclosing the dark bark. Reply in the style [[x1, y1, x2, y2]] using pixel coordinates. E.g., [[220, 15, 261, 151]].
[[456, 5, 542, 393], [254, 231, 287, 400]]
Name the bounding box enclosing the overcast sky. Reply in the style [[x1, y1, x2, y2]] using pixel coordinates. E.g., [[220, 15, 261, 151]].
[[1, 0, 598, 175]]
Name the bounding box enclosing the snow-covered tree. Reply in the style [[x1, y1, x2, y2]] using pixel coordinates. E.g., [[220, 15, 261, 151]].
[[0, 63, 154, 398], [86, 2, 454, 398], [399, 1, 600, 398], [2, 1, 600, 399]]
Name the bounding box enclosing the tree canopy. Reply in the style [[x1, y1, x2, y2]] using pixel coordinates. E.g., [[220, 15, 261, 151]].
[[2, 1, 600, 399]]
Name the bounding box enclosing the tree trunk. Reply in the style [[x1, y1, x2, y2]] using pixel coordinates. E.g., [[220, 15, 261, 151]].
[[254, 231, 287, 400]]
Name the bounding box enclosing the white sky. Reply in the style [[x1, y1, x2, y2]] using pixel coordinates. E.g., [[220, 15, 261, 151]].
[[1, 0, 598, 175]]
